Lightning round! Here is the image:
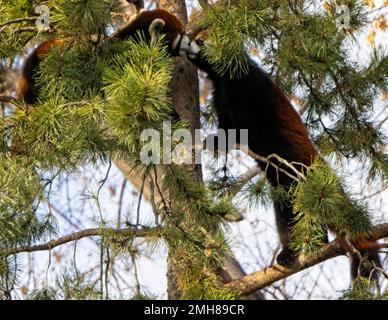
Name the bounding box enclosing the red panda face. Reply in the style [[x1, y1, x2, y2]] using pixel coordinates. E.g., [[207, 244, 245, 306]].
[[179, 34, 202, 59], [177, 28, 212, 60]]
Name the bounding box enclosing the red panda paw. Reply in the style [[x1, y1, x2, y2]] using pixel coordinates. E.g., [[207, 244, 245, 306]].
[[276, 247, 297, 268]]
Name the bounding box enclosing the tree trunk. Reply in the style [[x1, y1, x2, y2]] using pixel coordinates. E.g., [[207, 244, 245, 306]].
[[115, 0, 265, 299]]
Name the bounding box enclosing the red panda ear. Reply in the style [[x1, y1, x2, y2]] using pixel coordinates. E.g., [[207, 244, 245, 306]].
[[171, 34, 182, 51], [148, 18, 165, 36]]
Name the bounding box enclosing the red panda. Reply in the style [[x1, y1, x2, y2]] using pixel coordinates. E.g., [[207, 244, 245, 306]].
[[181, 37, 381, 280], [16, 39, 64, 104], [16, 9, 185, 104]]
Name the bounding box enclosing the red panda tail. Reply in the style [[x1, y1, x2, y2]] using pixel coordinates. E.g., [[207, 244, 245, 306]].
[[350, 238, 381, 281]]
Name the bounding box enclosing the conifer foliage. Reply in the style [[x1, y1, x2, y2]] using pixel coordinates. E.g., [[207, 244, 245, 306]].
[[0, 0, 387, 299]]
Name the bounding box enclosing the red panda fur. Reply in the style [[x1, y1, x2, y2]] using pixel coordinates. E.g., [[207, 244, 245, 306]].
[[184, 38, 381, 280], [16, 39, 64, 104]]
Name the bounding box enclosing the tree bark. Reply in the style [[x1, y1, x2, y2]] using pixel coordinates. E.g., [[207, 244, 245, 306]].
[[225, 223, 388, 297], [156, 0, 201, 300]]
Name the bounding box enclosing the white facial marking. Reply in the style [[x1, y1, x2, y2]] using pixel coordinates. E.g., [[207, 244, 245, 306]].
[[148, 18, 165, 35], [179, 35, 191, 56], [187, 40, 201, 59], [172, 34, 181, 50]]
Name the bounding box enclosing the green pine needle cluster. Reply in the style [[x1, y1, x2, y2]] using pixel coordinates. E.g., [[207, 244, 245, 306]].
[[27, 268, 101, 300], [0, 155, 55, 245], [182, 276, 236, 300], [290, 159, 371, 253], [161, 164, 233, 298], [0, 0, 40, 58], [243, 176, 274, 209], [103, 34, 174, 152], [0, 255, 21, 299], [51, 0, 120, 37], [342, 277, 388, 300], [10, 97, 108, 169], [37, 43, 108, 101], [197, 0, 273, 77]]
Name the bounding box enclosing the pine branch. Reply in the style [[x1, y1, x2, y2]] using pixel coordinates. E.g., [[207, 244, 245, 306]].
[[0, 226, 161, 257], [0, 17, 37, 30], [0, 95, 15, 103], [15, 27, 41, 34], [225, 223, 388, 297]]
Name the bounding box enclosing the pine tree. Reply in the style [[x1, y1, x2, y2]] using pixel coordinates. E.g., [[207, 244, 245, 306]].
[[0, 0, 387, 300]]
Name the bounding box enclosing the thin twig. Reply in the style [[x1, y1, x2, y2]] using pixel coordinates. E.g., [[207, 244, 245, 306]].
[[0, 17, 37, 30], [116, 179, 127, 228], [0, 95, 15, 103], [136, 171, 147, 227], [235, 143, 307, 183]]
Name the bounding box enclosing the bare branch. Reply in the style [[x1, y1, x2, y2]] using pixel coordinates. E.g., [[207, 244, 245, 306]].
[[0, 226, 161, 257], [225, 223, 388, 297], [0, 95, 15, 103], [15, 27, 38, 34], [0, 17, 37, 30]]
